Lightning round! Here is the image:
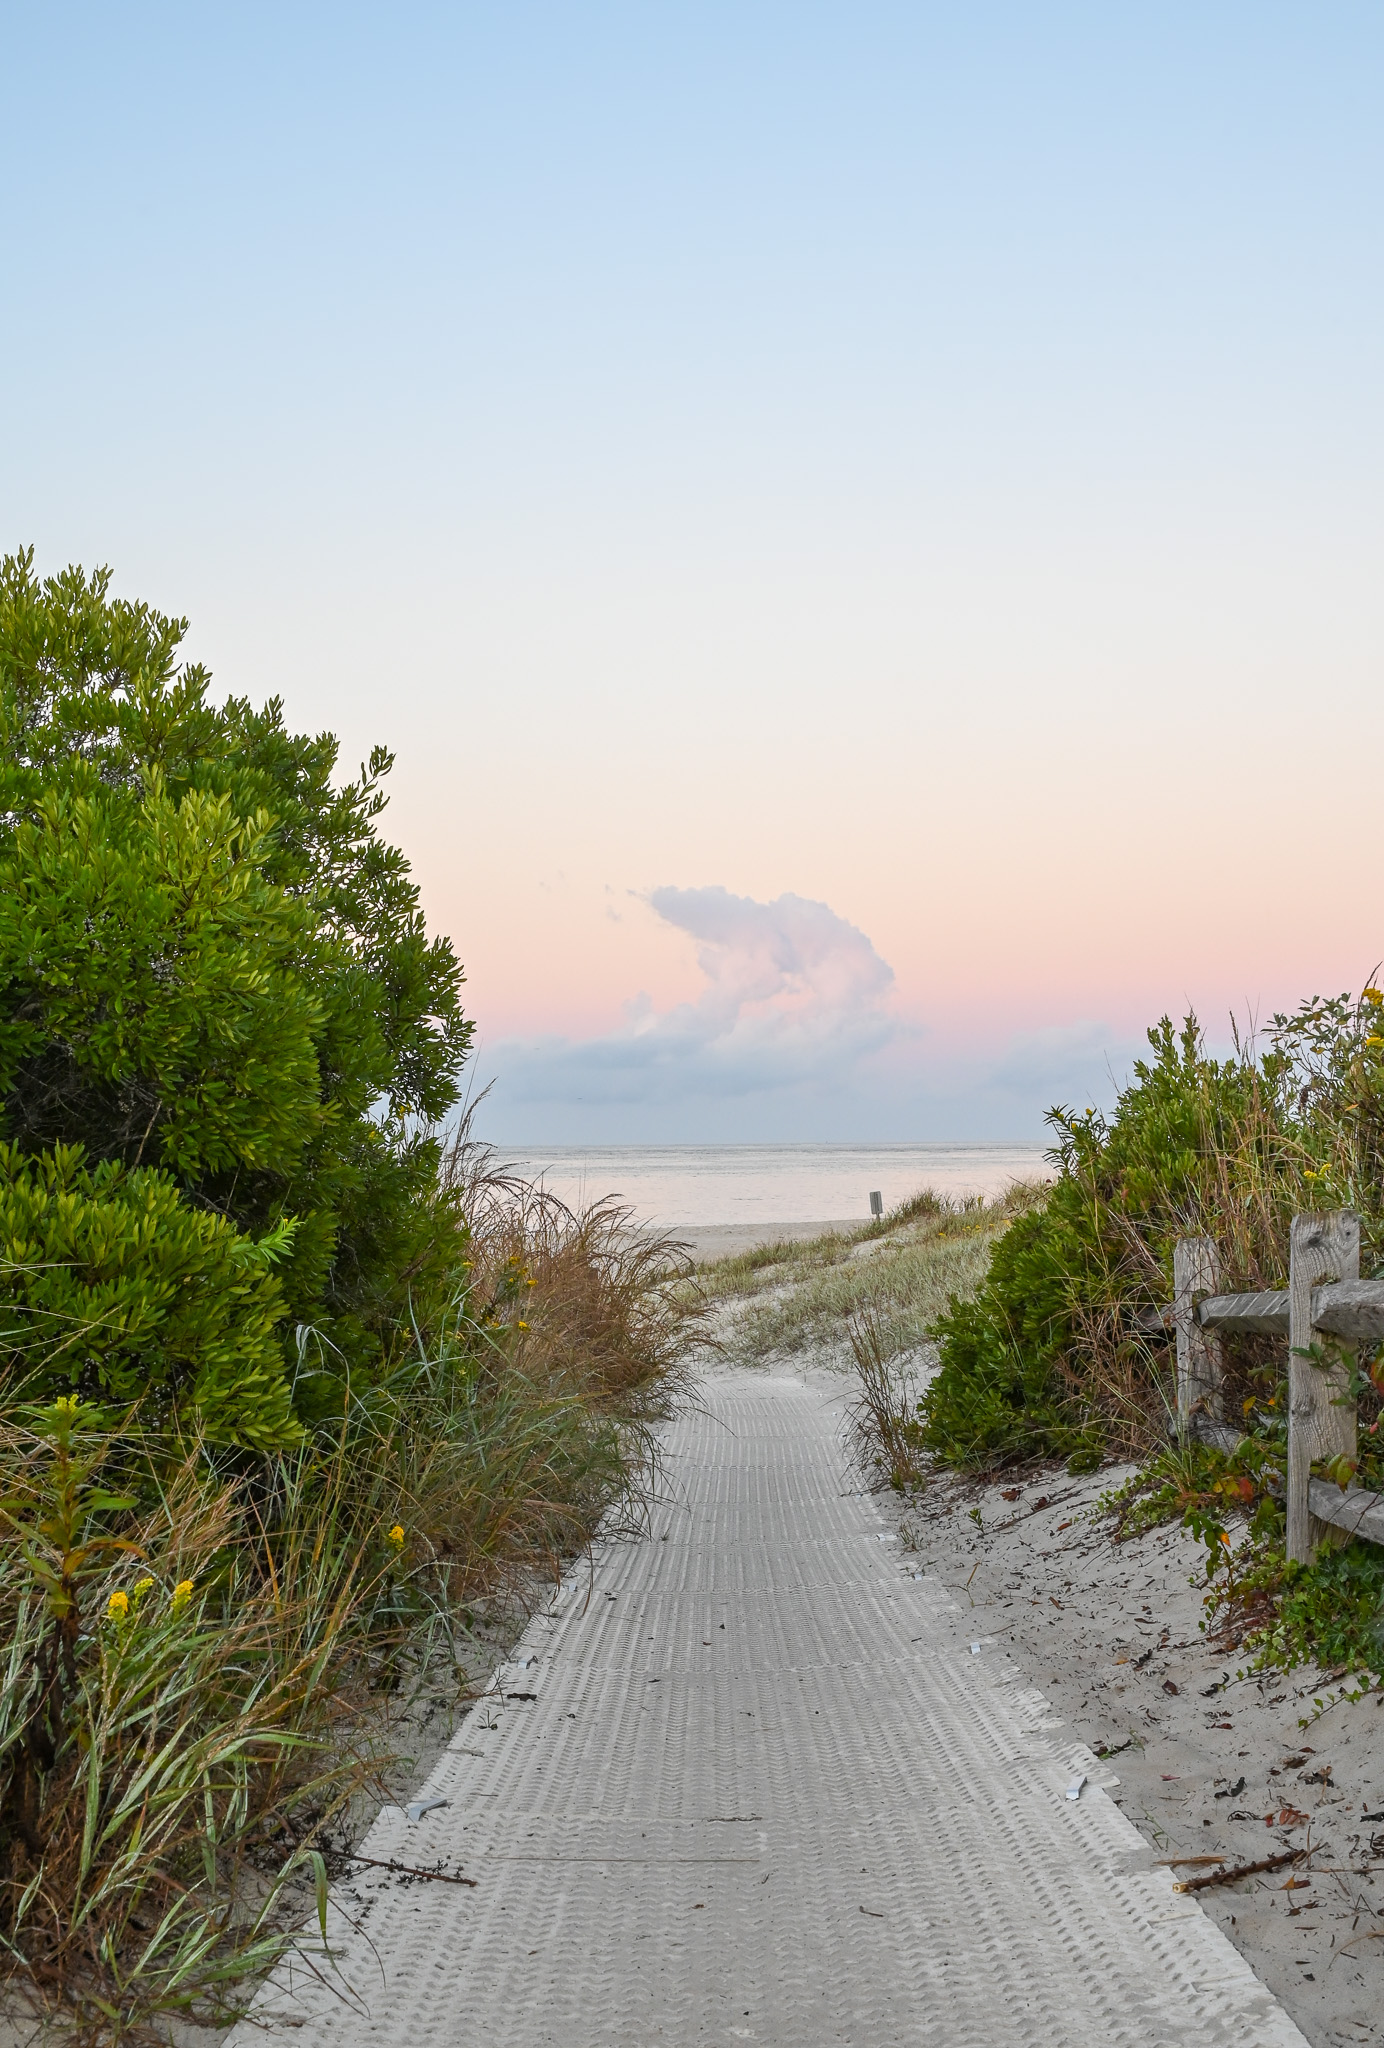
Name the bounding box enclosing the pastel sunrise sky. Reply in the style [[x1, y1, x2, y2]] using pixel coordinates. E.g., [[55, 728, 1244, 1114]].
[[5, 4, 1383, 1140]]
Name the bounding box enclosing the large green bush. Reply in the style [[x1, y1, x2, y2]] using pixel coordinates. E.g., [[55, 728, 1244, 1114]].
[[922, 1017, 1275, 1469], [0, 551, 472, 1442]]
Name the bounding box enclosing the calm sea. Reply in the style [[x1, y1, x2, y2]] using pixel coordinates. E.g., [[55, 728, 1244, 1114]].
[[492, 1143, 1050, 1229]]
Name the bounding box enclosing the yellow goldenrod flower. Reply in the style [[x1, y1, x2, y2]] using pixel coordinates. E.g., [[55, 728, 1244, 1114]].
[[1365, 987, 1383, 1005], [1304, 1168, 1319, 1180], [133, 1576, 154, 1598], [518, 1320, 529, 1331], [107, 1590, 129, 1621], [388, 1524, 405, 1549], [171, 1578, 195, 1612]]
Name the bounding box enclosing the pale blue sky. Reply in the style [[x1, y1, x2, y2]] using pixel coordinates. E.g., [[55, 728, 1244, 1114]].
[[5, 5, 1383, 1138]]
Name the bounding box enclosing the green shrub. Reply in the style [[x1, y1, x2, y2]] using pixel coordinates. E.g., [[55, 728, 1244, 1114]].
[[1202, 1527, 1384, 1679], [922, 1017, 1275, 1470], [1266, 1539, 1384, 1674], [920, 990, 1384, 1480], [917, 1204, 1075, 1467], [0, 550, 473, 1436], [1, 776, 323, 1178], [0, 1143, 300, 1451]]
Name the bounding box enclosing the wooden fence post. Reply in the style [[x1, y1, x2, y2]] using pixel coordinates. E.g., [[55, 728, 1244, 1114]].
[[1288, 1210, 1360, 1564], [1174, 1237, 1223, 1431]]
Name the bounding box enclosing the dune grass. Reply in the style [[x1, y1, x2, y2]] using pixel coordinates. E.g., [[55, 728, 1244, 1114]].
[[0, 1137, 700, 2040], [696, 1181, 1048, 1369]]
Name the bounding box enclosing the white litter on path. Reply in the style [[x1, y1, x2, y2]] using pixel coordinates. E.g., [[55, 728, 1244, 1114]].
[[234, 1371, 1308, 2047]]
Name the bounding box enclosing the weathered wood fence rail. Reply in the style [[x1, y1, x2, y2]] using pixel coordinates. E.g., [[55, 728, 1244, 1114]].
[[1172, 1211, 1384, 1563]]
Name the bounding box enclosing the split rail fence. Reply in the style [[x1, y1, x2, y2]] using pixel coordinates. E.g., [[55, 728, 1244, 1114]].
[[1173, 1209, 1384, 1562]]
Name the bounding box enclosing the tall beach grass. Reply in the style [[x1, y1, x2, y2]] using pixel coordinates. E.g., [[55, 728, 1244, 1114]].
[[0, 1133, 700, 2039]]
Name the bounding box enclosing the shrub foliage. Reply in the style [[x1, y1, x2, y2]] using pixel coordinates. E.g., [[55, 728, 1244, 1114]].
[[0, 550, 471, 1442], [917, 991, 1384, 1673], [919, 1010, 1358, 1471]]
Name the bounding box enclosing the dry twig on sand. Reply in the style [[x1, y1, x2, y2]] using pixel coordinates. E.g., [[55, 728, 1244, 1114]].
[[1173, 1848, 1306, 1893], [343, 1854, 478, 1887]]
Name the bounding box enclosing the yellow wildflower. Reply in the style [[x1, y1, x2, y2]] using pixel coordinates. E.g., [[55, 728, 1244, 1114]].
[[387, 1525, 405, 1550], [133, 1576, 154, 1601], [517, 1321, 529, 1331], [171, 1579, 195, 1613], [107, 1589, 129, 1621], [1365, 988, 1383, 1005]]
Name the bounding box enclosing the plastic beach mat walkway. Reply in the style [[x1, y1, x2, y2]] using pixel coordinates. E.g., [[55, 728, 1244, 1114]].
[[234, 1371, 1309, 2047]]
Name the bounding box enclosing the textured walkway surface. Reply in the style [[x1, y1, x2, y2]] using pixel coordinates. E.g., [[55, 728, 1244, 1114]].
[[236, 1372, 1310, 2047]]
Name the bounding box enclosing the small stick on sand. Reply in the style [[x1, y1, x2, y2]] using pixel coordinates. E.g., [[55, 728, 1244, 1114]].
[[1173, 1848, 1305, 1893]]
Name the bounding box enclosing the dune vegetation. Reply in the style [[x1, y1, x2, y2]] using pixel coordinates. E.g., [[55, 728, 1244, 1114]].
[[770, 1005, 1384, 1678], [0, 554, 696, 2038], [693, 1184, 1047, 1497], [696, 1184, 1046, 1373]]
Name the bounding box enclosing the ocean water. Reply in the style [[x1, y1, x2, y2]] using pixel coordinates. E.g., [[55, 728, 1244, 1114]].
[[491, 1142, 1050, 1229]]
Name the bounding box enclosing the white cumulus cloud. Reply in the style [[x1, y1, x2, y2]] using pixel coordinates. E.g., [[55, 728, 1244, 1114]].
[[471, 885, 1136, 1141], [488, 885, 904, 1109]]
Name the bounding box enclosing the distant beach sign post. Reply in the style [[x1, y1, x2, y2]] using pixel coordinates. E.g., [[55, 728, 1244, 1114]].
[[869, 1191, 883, 1219]]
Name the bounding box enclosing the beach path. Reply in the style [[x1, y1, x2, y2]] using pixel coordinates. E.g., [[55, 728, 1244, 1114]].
[[237, 1371, 1308, 2047]]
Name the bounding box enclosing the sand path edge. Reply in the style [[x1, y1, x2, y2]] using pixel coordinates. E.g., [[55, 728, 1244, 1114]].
[[229, 1371, 1309, 2047]]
